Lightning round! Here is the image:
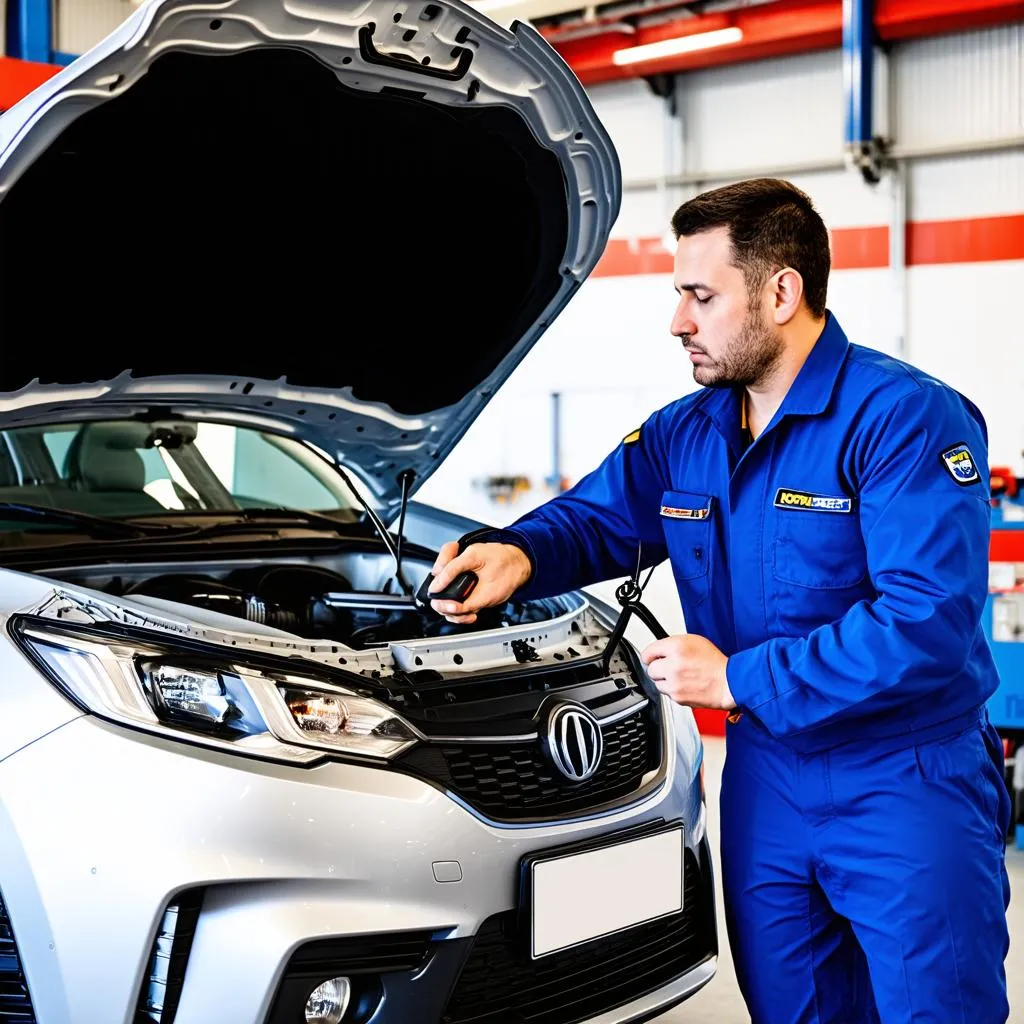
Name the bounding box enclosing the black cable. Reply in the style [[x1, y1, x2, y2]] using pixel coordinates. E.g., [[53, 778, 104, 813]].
[[601, 546, 668, 674]]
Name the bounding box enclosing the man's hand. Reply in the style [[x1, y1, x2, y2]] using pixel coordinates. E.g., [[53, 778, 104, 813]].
[[640, 634, 736, 710], [428, 541, 532, 624]]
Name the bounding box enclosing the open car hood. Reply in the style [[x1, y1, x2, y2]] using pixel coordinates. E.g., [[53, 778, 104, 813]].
[[0, 0, 619, 515]]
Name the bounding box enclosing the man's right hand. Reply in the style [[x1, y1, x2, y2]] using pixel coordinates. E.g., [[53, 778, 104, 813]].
[[428, 541, 532, 624]]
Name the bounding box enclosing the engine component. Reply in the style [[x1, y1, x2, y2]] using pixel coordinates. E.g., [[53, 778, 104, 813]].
[[114, 561, 562, 649], [125, 574, 303, 631]]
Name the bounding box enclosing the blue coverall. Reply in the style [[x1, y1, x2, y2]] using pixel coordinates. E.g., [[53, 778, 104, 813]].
[[486, 313, 1012, 1023]]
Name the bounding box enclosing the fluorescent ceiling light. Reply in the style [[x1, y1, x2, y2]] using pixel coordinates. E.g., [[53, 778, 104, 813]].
[[612, 26, 743, 66]]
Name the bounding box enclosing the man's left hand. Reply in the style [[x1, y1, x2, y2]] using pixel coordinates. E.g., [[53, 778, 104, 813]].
[[640, 634, 736, 710]]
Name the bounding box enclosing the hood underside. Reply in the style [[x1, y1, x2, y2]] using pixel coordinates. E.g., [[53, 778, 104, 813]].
[[0, 0, 620, 511]]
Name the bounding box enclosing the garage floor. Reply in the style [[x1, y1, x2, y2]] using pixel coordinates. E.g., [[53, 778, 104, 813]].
[[656, 736, 1024, 1024]]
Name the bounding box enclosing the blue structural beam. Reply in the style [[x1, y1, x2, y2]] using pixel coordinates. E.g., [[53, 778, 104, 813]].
[[547, 391, 563, 493], [842, 0, 874, 151], [7, 0, 53, 63]]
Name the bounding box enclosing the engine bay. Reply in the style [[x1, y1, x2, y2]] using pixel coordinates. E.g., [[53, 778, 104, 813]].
[[47, 551, 575, 650]]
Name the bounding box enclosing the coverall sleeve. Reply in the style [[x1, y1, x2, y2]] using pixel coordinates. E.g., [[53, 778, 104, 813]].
[[489, 412, 672, 600], [726, 384, 992, 737]]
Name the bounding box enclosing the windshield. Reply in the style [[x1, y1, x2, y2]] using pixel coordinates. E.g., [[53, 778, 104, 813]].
[[0, 418, 362, 528]]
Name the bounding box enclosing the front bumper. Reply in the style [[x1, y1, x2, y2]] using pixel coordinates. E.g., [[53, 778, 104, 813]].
[[0, 708, 714, 1024]]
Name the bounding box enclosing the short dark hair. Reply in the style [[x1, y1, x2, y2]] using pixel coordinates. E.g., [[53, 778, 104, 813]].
[[671, 178, 830, 318]]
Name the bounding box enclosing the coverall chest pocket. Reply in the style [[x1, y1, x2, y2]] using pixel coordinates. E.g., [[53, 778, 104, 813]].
[[771, 505, 867, 590], [660, 490, 713, 608]]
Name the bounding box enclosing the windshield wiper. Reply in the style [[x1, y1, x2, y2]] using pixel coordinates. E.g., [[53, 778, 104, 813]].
[[0, 502, 168, 540], [211, 508, 362, 533]]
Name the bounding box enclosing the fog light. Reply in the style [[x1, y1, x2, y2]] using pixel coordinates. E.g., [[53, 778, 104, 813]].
[[305, 977, 351, 1024]]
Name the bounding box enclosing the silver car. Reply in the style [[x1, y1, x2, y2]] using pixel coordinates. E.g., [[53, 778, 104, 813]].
[[0, 2, 716, 1022]]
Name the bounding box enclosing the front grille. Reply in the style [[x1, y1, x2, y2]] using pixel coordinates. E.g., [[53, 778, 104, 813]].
[[441, 850, 711, 1024], [0, 893, 36, 1023], [398, 708, 659, 822]]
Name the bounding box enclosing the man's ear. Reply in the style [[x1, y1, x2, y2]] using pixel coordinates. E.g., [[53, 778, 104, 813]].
[[769, 266, 805, 325]]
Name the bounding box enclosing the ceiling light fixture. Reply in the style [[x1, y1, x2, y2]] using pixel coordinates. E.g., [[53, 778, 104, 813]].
[[612, 25, 743, 66]]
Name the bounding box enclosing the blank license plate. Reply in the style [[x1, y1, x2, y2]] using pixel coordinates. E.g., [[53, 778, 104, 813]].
[[529, 825, 684, 958]]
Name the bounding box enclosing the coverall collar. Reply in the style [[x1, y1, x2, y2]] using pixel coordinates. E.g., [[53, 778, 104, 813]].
[[776, 311, 850, 417]]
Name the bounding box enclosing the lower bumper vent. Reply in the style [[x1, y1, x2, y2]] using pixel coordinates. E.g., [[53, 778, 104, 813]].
[[134, 889, 204, 1024]]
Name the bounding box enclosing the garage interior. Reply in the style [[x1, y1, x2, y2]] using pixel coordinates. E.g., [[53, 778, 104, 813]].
[[1, 0, 1022, 1021]]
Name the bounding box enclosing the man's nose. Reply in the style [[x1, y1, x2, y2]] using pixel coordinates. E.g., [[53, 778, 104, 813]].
[[670, 300, 696, 338]]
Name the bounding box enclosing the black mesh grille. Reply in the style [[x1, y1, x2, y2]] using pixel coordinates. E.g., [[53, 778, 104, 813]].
[[398, 709, 659, 822], [0, 893, 36, 1023], [441, 850, 712, 1024]]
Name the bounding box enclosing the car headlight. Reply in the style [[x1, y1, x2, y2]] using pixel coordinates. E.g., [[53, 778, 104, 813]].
[[14, 620, 418, 765]]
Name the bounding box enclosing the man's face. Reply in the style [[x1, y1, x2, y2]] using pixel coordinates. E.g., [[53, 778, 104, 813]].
[[669, 227, 781, 388]]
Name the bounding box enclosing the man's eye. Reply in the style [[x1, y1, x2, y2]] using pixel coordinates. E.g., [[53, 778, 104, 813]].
[[696, 295, 713, 305]]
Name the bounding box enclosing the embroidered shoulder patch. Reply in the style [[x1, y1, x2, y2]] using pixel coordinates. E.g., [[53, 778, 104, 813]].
[[940, 443, 980, 485], [774, 488, 853, 513], [623, 427, 642, 446]]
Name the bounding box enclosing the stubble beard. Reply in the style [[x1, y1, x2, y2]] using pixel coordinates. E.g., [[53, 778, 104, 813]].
[[686, 309, 783, 389]]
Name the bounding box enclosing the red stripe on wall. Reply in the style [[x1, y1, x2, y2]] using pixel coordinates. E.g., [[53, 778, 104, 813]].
[[592, 213, 1023, 277], [830, 225, 891, 269], [591, 239, 675, 278], [908, 213, 1024, 266]]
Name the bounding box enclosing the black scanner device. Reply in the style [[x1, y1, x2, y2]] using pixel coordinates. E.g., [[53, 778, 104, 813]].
[[415, 569, 479, 610], [415, 534, 480, 611]]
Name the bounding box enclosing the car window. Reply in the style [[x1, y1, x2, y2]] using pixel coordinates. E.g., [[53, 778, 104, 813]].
[[0, 419, 360, 524], [231, 428, 343, 511], [40, 426, 76, 472]]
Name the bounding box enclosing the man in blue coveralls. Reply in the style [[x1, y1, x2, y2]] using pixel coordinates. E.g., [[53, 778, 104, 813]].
[[428, 178, 1011, 1023]]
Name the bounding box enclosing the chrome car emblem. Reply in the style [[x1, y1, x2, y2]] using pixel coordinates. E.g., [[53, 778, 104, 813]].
[[546, 703, 604, 782]]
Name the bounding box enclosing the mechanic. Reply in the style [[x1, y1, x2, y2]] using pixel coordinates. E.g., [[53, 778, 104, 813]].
[[428, 178, 1012, 1023]]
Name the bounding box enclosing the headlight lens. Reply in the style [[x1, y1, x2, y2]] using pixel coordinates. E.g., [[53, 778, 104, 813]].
[[141, 661, 244, 727], [17, 622, 418, 765]]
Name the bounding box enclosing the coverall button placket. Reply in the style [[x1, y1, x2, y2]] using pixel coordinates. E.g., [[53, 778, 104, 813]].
[[727, 432, 777, 652]]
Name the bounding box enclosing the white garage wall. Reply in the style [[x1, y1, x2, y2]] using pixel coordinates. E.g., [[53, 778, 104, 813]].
[[54, 0, 137, 56], [677, 49, 866, 177], [907, 261, 1024, 471], [893, 24, 1022, 151], [418, 272, 689, 529], [911, 149, 1022, 222]]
